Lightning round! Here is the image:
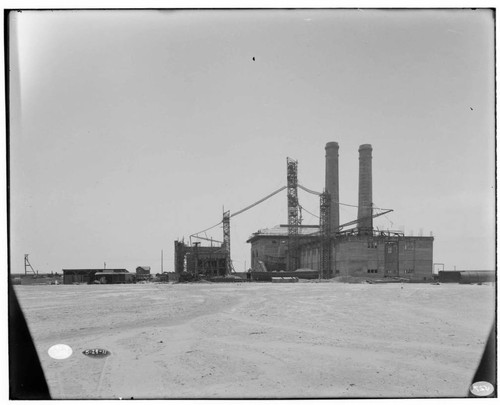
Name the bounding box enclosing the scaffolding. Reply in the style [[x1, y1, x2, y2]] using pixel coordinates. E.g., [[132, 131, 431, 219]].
[[287, 157, 300, 271], [222, 210, 234, 273], [193, 242, 200, 278], [319, 191, 332, 279]]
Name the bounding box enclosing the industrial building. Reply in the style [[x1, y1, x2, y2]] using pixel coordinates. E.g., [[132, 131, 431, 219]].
[[248, 143, 434, 281], [248, 226, 434, 280], [174, 240, 230, 277], [176, 142, 434, 282]]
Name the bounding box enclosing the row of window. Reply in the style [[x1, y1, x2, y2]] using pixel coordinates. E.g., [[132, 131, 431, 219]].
[[366, 269, 417, 274], [366, 242, 416, 250]]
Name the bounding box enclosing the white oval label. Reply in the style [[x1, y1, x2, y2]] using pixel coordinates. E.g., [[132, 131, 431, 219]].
[[48, 344, 73, 360], [470, 381, 494, 397]]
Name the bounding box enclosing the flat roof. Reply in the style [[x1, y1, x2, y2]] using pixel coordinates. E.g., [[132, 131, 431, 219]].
[[247, 225, 319, 241], [62, 269, 128, 273], [247, 225, 434, 243]]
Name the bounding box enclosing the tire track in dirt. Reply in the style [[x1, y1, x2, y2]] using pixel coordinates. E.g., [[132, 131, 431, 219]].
[[13, 283, 495, 399]]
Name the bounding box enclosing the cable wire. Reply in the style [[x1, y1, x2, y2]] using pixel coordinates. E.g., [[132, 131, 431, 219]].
[[299, 204, 320, 219], [190, 221, 222, 238], [230, 185, 287, 218], [189, 185, 287, 237]]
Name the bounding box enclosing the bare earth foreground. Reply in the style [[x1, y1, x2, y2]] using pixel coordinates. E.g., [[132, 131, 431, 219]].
[[13, 282, 495, 399]]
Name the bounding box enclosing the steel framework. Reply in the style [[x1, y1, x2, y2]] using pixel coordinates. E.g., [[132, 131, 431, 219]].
[[319, 191, 332, 279], [287, 157, 300, 271], [193, 242, 200, 278], [24, 254, 36, 276], [222, 210, 234, 274]]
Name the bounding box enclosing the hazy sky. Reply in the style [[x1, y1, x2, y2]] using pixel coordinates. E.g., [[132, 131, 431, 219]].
[[9, 9, 495, 274]]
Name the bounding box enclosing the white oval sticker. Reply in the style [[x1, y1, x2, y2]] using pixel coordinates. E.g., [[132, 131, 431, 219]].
[[48, 344, 73, 360], [470, 381, 494, 397]]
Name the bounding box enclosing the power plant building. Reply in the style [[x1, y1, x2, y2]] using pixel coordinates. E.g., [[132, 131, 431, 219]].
[[248, 228, 433, 280], [248, 143, 434, 281]]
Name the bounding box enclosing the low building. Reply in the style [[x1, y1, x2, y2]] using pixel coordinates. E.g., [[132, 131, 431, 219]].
[[94, 269, 134, 284], [62, 269, 99, 284], [62, 268, 133, 284], [439, 270, 495, 284], [136, 266, 152, 281]]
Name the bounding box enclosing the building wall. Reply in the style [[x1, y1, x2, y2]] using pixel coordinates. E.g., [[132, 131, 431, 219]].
[[63, 269, 130, 284], [334, 236, 384, 277], [62, 270, 98, 284], [398, 237, 434, 280], [250, 237, 287, 271], [334, 236, 433, 279], [136, 267, 151, 281], [185, 250, 228, 276], [249, 235, 433, 280], [176, 242, 229, 276], [95, 273, 135, 284], [299, 244, 320, 270]]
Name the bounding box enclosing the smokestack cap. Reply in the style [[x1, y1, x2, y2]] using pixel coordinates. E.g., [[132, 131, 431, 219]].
[[359, 144, 372, 151], [325, 142, 339, 150]]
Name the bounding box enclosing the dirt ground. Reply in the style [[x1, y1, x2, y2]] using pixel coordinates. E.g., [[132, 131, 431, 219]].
[[12, 282, 495, 399]]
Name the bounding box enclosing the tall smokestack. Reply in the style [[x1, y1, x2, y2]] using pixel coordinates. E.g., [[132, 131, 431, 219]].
[[357, 144, 373, 235], [325, 142, 339, 233]]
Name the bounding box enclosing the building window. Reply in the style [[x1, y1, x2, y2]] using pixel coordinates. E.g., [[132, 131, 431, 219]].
[[367, 269, 378, 274], [405, 241, 414, 250], [387, 246, 392, 254]]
